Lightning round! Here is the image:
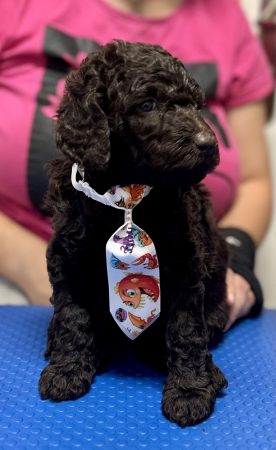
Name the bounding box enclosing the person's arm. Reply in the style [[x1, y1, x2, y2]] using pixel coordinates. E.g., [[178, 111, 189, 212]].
[[218, 99, 272, 329], [220, 100, 272, 241], [0, 212, 51, 305]]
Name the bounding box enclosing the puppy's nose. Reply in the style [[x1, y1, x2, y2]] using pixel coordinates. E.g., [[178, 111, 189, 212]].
[[194, 131, 217, 151]]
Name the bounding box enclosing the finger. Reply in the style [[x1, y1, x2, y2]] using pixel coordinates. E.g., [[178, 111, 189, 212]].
[[224, 301, 242, 331], [224, 287, 255, 331], [224, 313, 236, 332], [239, 289, 255, 317], [224, 274, 251, 331], [234, 276, 255, 317], [225, 268, 235, 306]]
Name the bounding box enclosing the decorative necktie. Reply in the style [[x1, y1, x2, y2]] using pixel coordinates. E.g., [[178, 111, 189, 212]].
[[71, 163, 161, 340]]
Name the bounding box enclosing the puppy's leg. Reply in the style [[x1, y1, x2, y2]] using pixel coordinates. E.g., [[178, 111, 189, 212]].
[[39, 303, 97, 401], [204, 270, 229, 338], [39, 239, 101, 401], [162, 297, 227, 427]]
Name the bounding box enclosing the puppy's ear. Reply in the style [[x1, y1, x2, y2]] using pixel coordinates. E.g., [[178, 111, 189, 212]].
[[56, 54, 110, 170]]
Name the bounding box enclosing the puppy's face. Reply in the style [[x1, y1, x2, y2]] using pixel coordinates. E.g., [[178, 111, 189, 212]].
[[104, 44, 219, 188], [58, 42, 219, 190]]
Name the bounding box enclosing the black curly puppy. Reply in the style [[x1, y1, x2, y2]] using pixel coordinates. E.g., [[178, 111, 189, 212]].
[[39, 40, 229, 427]]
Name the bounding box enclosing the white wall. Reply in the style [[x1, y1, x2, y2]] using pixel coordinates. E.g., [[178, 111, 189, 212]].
[[240, 0, 262, 32]]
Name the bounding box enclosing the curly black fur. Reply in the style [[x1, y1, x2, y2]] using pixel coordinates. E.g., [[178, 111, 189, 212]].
[[39, 40, 229, 427]]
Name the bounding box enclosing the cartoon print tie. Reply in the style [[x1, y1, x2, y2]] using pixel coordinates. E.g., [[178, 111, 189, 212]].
[[71, 163, 161, 340]]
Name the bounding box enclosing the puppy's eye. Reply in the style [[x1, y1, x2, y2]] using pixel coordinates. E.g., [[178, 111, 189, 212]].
[[137, 99, 157, 112]]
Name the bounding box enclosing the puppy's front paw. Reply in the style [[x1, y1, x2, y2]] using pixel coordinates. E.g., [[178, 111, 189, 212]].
[[210, 362, 228, 391], [39, 362, 95, 401], [162, 377, 217, 427]]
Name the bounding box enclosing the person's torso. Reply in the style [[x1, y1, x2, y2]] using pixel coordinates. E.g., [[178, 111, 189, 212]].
[[0, 0, 253, 239]]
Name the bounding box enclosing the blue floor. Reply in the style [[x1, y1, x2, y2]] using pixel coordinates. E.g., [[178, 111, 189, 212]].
[[0, 306, 275, 449]]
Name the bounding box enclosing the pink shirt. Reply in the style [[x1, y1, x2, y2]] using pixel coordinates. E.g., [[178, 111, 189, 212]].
[[0, 0, 274, 241]]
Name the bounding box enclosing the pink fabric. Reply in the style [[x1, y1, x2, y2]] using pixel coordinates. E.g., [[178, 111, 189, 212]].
[[0, 0, 274, 241]]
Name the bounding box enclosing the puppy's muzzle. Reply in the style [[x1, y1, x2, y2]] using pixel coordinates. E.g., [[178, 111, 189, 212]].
[[194, 129, 218, 154]]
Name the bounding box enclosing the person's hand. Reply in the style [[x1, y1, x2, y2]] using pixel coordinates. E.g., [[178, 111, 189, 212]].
[[224, 268, 255, 331]]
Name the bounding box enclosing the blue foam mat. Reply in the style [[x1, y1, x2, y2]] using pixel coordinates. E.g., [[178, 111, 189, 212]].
[[0, 306, 275, 449]]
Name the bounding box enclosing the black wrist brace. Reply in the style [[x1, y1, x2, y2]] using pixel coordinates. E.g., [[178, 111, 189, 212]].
[[219, 227, 263, 317]]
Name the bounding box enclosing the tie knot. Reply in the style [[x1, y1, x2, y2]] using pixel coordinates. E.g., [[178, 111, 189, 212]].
[[106, 185, 151, 210], [71, 163, 151, 211]]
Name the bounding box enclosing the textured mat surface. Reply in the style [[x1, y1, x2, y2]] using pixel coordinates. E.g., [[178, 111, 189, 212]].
[[0, 306, 275, 449]]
